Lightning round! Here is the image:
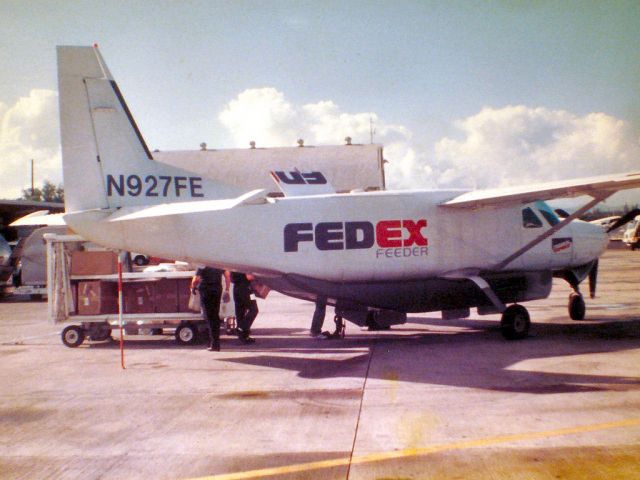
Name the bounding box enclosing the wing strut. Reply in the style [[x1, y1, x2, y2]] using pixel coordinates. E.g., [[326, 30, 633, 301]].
[[468, 276, 507, 313], [494, 194, 610, 271]]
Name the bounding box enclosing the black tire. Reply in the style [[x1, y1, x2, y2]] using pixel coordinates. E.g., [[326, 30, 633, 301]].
[[500, 305, 530, 340], [62, 325, 85, 348], [568, 293, 586, 320], [175, 323, 198, 345], [88, 324, 112, 341], [133, 255, 149, 266]]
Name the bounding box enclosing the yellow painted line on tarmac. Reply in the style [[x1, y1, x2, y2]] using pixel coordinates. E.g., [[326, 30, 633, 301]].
[[190, 417, 640, 480]]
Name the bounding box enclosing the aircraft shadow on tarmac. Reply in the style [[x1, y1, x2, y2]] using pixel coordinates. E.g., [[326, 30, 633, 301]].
[[86, 315, 640, 395], [216, 316, 640, 395]]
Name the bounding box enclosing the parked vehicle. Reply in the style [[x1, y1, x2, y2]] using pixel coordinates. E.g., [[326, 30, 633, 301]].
[[622, 216, 640, 250], [131, 252, 150, 266]]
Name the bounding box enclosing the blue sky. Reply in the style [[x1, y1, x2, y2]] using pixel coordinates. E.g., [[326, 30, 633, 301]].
[[1, 0, 639, 203]]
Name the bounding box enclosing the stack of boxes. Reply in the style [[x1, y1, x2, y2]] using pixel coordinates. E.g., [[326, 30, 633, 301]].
[[71, 251, 193, 315]]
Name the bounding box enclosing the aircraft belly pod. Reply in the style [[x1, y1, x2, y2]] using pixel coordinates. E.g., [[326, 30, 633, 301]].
[[58, 46, 640, 338]]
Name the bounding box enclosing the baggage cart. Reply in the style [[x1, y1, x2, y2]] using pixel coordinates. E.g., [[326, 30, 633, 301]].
[[45, 233, 210, 347]]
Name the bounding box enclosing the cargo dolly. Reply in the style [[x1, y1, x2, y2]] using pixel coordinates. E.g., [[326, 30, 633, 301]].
[[45, 233, 216, 347]]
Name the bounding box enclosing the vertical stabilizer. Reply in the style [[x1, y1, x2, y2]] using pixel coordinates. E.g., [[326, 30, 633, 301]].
[[57, 45, 240, 213]]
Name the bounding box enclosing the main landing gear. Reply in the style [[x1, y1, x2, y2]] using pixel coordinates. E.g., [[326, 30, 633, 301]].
[[500, 304, 531, 340], [466, 276, 531, 340]]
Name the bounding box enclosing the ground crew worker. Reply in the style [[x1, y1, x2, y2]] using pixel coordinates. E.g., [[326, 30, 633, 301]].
[[229, 271, 258, 344], [192, 266, 229, 351], [310, 295, 327, 337], [310, 296, 344, 338]]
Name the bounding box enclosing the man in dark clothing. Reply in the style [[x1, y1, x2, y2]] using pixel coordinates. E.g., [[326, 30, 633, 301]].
[[230, 271, 258, 344], [310, 295, 327, 337], [192, 266, 229, 351]]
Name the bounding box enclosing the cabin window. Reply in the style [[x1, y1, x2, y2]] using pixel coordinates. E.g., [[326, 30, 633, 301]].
[[522, 207, 543, 228]]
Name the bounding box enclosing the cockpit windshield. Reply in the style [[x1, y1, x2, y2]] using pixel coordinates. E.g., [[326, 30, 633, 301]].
[[522, 201, 561, 229], [535, 201, 560, 226]]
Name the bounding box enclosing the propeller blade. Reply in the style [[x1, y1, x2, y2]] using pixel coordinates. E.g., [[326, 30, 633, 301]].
[[588, 260, 598, 299], [606, 208, 640, 233]]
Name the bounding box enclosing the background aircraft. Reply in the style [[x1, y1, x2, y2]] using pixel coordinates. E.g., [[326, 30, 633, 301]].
[[57, 46, 640, 339]]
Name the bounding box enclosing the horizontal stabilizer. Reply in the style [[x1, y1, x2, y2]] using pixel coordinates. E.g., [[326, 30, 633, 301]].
[[10, 211, 66, 227], [107, 189, 266, 222], [442, 171, 640, 209]]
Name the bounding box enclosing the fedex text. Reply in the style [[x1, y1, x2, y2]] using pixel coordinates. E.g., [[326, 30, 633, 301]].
[[284, 219, 428, 258]]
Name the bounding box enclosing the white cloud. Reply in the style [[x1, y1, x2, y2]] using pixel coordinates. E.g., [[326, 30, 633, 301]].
[[218, 88, 298, 148], [218, 87, 423, 187], [433, 105, 640, 190], [218, 94, 639, 204], [0, 89, 61, 199], [218, 87, 415, 148]]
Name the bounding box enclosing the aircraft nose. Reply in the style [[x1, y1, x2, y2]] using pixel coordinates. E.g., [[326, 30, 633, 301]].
[[571, 221, 608, 265]]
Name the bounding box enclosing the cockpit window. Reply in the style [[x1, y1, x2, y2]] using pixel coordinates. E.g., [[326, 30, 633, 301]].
[[535, 201, 560, 226], [539, 209, 559, 226], [522, 207, 543, 228]]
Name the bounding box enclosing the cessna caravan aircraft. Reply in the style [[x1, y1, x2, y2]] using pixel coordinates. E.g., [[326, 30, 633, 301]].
[[57, 45, 640, 339]]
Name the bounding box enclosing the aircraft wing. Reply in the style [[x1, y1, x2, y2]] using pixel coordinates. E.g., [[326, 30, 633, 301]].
[[441, 171, 640, 209]]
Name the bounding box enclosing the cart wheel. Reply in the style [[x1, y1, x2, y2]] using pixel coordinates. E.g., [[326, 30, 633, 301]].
[[175, 323, 199, 345], [88, 323, 112, 341], [62, 325, 85, 348]]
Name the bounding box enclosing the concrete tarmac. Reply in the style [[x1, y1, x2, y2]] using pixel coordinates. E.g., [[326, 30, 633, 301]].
[[1, 250, 639, 479]]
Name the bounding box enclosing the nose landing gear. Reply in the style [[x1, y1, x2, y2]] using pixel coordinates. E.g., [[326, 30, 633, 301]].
[[568, 292, 586, 320]]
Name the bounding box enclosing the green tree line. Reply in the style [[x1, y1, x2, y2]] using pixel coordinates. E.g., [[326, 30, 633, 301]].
[[21, 180, 64, 203]]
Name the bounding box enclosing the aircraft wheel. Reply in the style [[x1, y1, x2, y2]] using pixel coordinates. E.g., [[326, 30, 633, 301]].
[[175, 323, 199, 345], [500, 305, 530, 340], [568, 293, 586, 320], [61, 325, 85, 348]]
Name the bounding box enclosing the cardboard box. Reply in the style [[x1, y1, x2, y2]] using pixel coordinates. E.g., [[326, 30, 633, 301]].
[[71, 251, 118, 276], [155, 279, 179, 313], [123, 281, 155, 314], [177, 278, 193, 312], [69, 282, 78, 315], [77, 281, 118, 315]]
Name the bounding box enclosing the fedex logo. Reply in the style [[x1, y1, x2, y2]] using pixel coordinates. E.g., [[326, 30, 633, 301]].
[[272, 171, 327, 185], [284, 219, 428, 258]]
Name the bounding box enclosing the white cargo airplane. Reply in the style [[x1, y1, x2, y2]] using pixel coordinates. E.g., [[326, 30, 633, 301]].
[[58, 45, 640, 339]]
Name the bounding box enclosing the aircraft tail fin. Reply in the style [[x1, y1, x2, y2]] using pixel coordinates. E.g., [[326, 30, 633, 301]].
[[57, 45, 240, 213]]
